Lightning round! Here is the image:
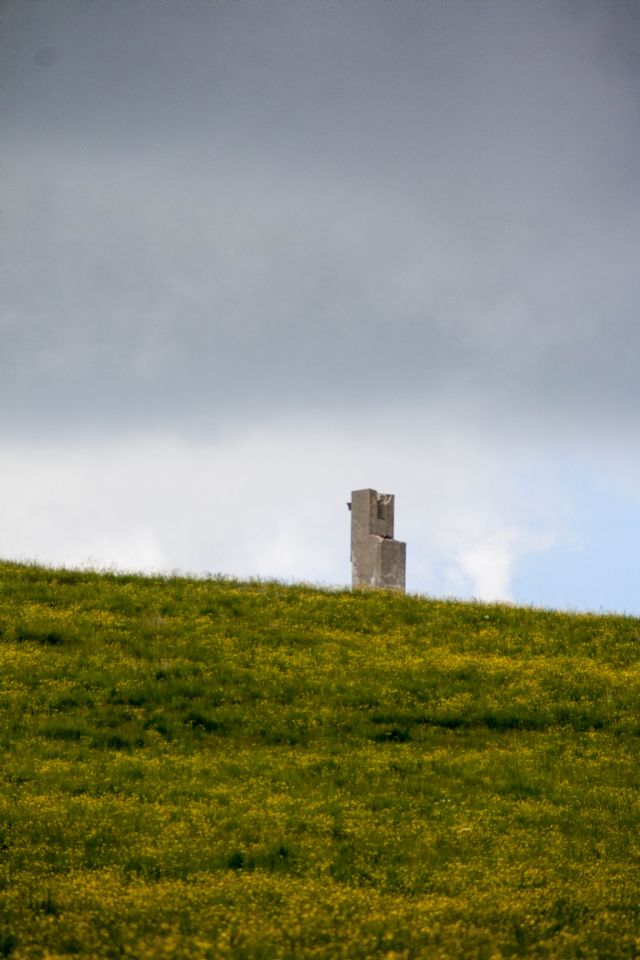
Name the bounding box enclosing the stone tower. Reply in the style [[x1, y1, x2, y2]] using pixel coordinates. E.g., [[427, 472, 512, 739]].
[[348, 489, 406, 592]]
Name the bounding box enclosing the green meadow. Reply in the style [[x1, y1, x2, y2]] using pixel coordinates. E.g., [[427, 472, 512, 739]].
[[1, 560, 639, 959]]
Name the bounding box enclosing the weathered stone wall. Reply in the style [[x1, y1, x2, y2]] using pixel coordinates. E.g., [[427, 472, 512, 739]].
[[348, 488, 406, 592]]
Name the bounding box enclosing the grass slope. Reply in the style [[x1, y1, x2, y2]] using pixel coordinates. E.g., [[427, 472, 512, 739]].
[[1, 561, 640, 959]]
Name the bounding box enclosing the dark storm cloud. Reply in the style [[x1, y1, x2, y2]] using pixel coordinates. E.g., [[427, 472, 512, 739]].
[[2, 0, 640, 437]]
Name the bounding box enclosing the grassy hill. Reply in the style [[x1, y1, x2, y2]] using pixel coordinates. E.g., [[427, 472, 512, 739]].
[[1, 560, 639, 959]]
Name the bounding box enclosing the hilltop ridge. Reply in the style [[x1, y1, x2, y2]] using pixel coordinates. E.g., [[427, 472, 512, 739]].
[[1, 561, 639, 959]]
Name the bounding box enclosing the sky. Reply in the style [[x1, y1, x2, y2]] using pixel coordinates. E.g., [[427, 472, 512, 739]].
[[2, 0, 640, 611]]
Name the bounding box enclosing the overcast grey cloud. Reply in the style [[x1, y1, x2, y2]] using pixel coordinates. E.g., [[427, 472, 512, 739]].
[[2, 1, 640, 607]]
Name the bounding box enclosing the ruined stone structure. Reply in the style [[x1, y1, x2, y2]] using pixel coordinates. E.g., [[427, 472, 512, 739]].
[[348, 489, 406, 592]]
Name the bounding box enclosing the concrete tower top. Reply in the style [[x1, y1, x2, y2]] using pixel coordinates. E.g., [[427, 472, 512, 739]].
[[348, 489, 406, 592]]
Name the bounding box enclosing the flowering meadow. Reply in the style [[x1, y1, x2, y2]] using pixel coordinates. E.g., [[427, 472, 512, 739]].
[[1, 561, 640, 958]]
